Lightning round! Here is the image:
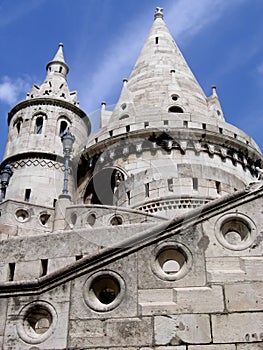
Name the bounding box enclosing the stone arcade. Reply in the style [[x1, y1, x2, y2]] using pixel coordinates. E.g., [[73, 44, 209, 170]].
[[0, 7, 263, 350]]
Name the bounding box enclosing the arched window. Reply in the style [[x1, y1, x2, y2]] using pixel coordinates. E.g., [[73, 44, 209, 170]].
[[84, 168, 125, 205], [14, 118, 23, 134], [35, 116, 43, 134], [59, 120, 68, 136], [168, 106, 184, 113]]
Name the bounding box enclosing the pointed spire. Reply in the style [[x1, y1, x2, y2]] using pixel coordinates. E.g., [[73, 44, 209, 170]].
[[27, 44, 79, 105], [46, 42, 69, 76], [109, 7, 208, 124]]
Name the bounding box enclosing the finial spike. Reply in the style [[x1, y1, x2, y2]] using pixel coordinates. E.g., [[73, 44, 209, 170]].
[[154, 7, 163, 20]]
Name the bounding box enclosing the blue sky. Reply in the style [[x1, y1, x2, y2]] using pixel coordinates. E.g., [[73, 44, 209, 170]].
[[0, 0, 262, 161]]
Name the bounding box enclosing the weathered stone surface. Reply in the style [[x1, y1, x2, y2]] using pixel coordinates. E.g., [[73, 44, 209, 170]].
[[154, 314, 211, 345], [69, 317, 153, 348], [225, 281, 263, 312], [212, 312, 263, 343], [139, 285, 224, 314]]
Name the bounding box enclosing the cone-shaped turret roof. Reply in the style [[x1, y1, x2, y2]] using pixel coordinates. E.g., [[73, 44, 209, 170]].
[[109, 7, 221, 124], [27, 43, 78, 105]]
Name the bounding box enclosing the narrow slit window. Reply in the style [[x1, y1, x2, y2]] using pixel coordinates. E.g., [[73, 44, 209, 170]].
[[24, 189, 31, 202], [183, 121, 188, 128], [53, 199, 57, 208], [164, 120, 168, 126], [8, 263, 15, 281], [59, 66, 63, 73], [216, 181, 221, 194], [202, 123, 206, 130], [168, 178, 173, 192], [109, 130, 113, 137], [126, 125, 130, 133], [15, 119, 23, 134], [35, 116, 43, 134], [145, 183, 150, 197], [155, 37, 159, 44], [127, 191, 131, 205], [40, 259, 48, 277], [219, 127, 223, 134], [193, 178, 198, 191]]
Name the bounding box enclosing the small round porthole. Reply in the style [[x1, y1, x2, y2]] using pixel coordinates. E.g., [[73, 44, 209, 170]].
[[215, 213, 256, 250], [152, 242, 192, 281], [15, 209, 30, 223], [87, 213, 96, 226], [17, 301, 57, 344], [171, 94, 179, 101], [83, 271, 125, 312]]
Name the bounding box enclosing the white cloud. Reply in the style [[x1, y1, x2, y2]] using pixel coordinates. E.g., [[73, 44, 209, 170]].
[[0, 76, 30, 105]]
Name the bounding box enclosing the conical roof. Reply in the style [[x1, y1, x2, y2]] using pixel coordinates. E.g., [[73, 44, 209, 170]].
[[109, 7, 210, 124]]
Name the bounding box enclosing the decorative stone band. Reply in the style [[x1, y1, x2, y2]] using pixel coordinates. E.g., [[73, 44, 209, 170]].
[[136, 198, 210, 214], [82, 132, 261, 178], [11, 158, 65, 171]]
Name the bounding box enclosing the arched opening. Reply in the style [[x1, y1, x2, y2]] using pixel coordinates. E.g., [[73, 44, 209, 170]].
[[14, 118, 23, 134], [35, 116, 44, 134], [168, 106, 184, 113], [59, 120, 68, 136], [84, 168, 125, 205]]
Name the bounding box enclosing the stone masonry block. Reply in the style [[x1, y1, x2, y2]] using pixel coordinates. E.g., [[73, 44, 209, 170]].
[[237, 344, 263, 350], [139, 286, 224, 315], [212, 312, 263, 343], [69, 317, 153, 348], [154, 314, 211, 346], [225, 282, 263, 312], [188, 345, 235, 350]]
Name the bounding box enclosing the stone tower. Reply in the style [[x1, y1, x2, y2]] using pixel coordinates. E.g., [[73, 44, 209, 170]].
[[3, 43, 90, 207], [0, 7, 263, 350]]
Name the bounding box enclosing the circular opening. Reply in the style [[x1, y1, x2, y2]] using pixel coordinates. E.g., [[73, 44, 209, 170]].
[[87, 213, 96, 226], [91, 276, 120, 305], [171, 94, 179, 101], [157, 248, 187, 275], [217, 110, 221, 116], [15, 209, 30, 222], [221, 219, 250, 245], [121, 103, 127, 110], [25, 306, 51, 335], [17, 301, 57, 344], [84, 271, 125, 312], [152, 242, 192, 281], [215, 213, 256, 251], [110, 216, 123, 226]]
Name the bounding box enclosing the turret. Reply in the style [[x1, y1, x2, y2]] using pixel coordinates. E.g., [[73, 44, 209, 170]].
[[78, 8, 262, 217], [1, 44, 90, 207]]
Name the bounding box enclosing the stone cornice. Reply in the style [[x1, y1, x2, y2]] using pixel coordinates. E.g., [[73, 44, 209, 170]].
[[7, 97, 90, 128]]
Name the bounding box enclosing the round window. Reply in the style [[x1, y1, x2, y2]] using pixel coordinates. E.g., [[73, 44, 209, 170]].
[[17, 301, 57, 344], [215, 213, 256, 250], [83, 271, 125, 312], [15, 209, 30, 223], [152, 242, 192, 281]]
